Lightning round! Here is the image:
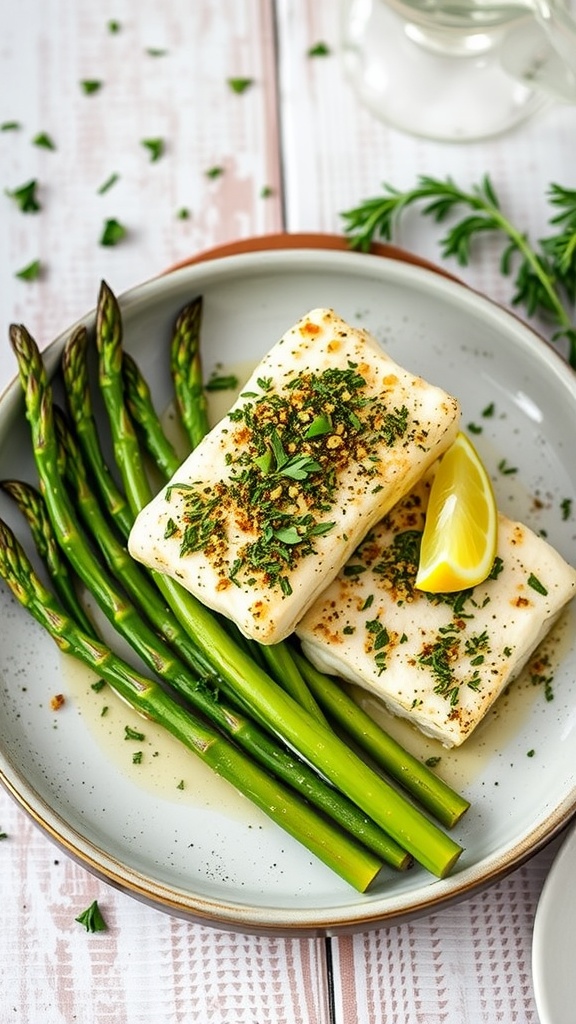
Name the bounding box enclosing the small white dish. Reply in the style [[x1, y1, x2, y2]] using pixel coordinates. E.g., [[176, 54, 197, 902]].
[[1, 236, 575, 933], [532, 822, 576, 1024]]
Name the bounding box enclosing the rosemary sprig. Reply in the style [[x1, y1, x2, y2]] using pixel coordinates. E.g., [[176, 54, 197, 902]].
[[341, 175, 576, 368]]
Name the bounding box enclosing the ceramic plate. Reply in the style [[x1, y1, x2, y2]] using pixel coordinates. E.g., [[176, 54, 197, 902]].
[[532, 822, 576, 1024], [1, 237, 576, 934]]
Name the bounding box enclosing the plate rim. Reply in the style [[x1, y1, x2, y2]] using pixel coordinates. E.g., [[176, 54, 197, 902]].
[[1, 234, 575, 935]]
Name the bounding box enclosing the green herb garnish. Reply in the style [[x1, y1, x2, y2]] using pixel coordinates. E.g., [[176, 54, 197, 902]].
[[124, 724, 145, 741], [32, 131, 56, 150], [1, 121, 20, 131], [527, 573, 548, 596], [342, 176, 576, 368], [205, 374, 239, 392], [15, 259, 41, 282], [99, 218, 126, 246], [132, 751, 143, 764], [141, 137, 164, 162], [5, 179, 41, 212], [97, 172, 119, 195], [80, 80, 103, 95], [75, 900, 107, 932], [205, 166, 224, 180], [307, 41, 331, 57], [107, 19, 121, 33], [227, 77, 253, 94]]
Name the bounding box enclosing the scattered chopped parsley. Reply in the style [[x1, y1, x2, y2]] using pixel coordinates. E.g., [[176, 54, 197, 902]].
[[425, 756, 441, 767], [527, 573, 548, 596], [0, 830, 7, 840], [205, 374, 239, 392], [107, 19, 121, 33], [100, 706, 109, 717], [260, 185, 274, 198], [177, 779, 185, 790], [97, 172, 119, 195], [75, 900, 107, 932], [32, 131, 56, 150], [5, 178, 41, 212], [132, 751, 143, 765], [1, 120, 20, 131], [498, 458, 518, 475], [227, 77, 254, 94], [467, 421, 482, 434], [124, 724, 145, 741], [80, 79, 103, 95], [205, 165, 224, 180], [482, 402, 495, 418], [527, 749, 535, 757], [307, 41, 331, 57], [91, 678, 106, 693], [141, 137, 164, 162], [177, 206, 191, 220], [15, 259, 41, 281], [560, 497, 573, 520], [99, 217, 127, 246], [146, 47, 168, 57]]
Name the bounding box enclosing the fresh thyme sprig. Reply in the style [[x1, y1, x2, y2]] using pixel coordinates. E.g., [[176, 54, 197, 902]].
[[341, 175, 576, 368]]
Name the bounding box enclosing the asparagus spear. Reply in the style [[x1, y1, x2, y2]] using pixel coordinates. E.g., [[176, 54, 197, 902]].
[[9, 336, 411, 871], [92, 285, 465, 877], [0, 517, 385, 892], [122, 351, 181, 479], [0, 478, 95, 637], [61, 325, 133, 540], [169, 296, 210, 449]]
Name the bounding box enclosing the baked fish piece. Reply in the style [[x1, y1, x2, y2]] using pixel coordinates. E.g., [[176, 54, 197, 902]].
[[296, 470, 576, 746], [128, 308, 460, 643]]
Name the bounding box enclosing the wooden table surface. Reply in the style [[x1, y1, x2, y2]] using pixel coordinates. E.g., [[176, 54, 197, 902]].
[[1, 2, 575, 1021]]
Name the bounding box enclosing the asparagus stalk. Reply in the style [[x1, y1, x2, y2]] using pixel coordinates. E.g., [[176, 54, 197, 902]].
[[169, 296, 210, 449], [8, 336, 411, 871], [122, 351, 181, 479], [0, 517, 385, 892], [92, 286, 464, 878], [0, 478, 95, 637], [61, 325, 133, 540], [293, 650, 470, 828]]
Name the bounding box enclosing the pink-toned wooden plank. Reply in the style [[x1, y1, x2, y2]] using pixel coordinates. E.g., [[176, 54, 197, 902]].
[[330, 844, 558, 1024]]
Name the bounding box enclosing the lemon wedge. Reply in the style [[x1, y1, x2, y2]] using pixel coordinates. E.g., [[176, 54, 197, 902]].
[[415, 431, 498, 593]]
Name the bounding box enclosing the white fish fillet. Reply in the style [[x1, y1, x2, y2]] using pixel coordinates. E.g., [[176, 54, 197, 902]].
[[297, 470, 576, 746], [128, 308, 460, 643]]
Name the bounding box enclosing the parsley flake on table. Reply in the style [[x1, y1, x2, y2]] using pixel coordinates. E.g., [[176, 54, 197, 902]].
[[124, 724, 145, 742], [205, 165, 224, 180], [227, 77, 253, 94], [176, 206, 191, 219], [5, 179, 41, 212], [146, 47, 168, 57], [307, 41, 331, 57], [75, 899, 108, 933], [141, 137, 164, 162], [15, 259, 41, 281], [99, 218, 127, 246], [107, 19, 121, 33], [97, 172, 119, 195], [32, 131, 56, 150], [80, 79, 103, 95], [1, 120, 20, 131], [0, 830, 7, 839]]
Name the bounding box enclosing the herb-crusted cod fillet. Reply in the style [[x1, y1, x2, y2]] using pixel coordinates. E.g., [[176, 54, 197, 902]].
[[128, 308, 460, 643], [296, 469, 576, 746]]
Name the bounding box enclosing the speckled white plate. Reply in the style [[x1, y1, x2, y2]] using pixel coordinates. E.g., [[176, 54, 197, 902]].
[[1, 235, 576, 934], [532, 821, 576, 1024]]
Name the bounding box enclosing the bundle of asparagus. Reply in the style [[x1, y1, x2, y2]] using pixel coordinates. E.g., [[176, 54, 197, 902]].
[[0, 282, 470, 892]]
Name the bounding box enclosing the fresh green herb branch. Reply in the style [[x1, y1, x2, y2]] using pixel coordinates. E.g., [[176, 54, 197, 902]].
[[341, 176, 576, 369]]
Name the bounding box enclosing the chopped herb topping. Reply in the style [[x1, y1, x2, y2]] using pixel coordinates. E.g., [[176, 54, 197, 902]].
[[80, 79, 103, 95], [32, 131, 56, 150], [205, 166, 224, 179], [15, 259, 41, 281], [260, 185, 274, 198], [124, 724, 145, 741], [132, 751, 143, 764], [75, 900, 107, 932], [91, 679, 106, 692], [498, 458, 518, 475], [227, 77, 254, 94], [527, 573, 548, 596], [425, 756, 441, 767], [177, 206, 191, 220], [141, 137, 164, 162], [146, 47, 168, 56], [527, 749, 535, 757], [5, 179, 41, 212], [307, 41, 331, 57], [1, 121, 20, 131], [482, 402, 495, 418], [560, 497, 573, 520], [467, 421, 482, 434], [0, 829, 7, 839], [177, 779, 185, 790], [107, 19, 121, 33], [97, 172, 119, 195], [100, 218, 127, 246], [165, 364, 410, 594], [205, 374, 239, 392]]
